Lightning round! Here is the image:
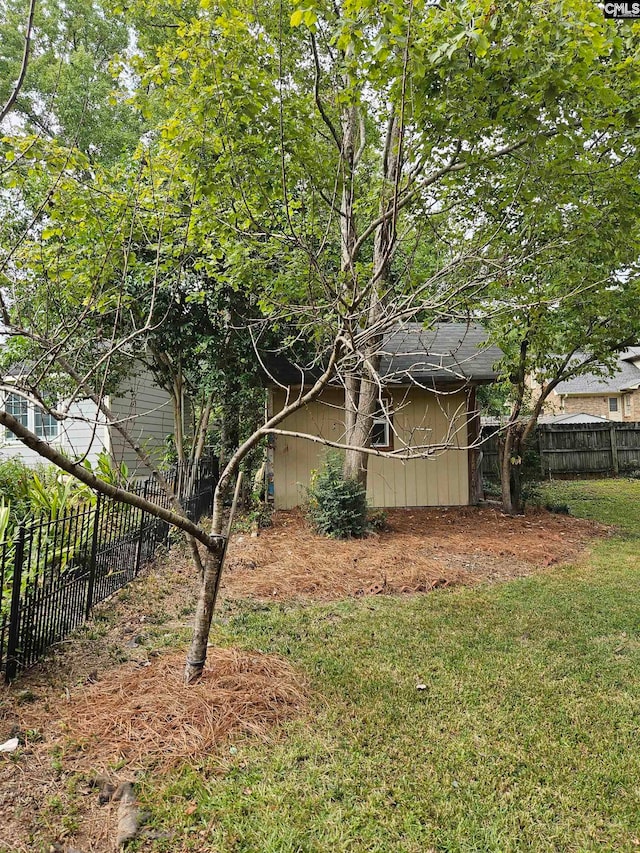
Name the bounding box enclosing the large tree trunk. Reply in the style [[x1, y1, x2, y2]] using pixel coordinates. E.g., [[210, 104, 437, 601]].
[[467, 387, 483, 505], [342, 114, 400, 486], [343, 369, 379, 485], [184, 470, 242, 683]]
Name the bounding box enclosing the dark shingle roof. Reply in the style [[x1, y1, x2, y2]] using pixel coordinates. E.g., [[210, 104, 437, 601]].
[[262, 323, 501, 387], [554, 349, 640, 395], [378, 323, 501, 384]]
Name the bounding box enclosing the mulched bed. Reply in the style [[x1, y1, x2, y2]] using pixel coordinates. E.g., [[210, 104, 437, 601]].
[[0, 648, 306, 852], [221, 505, 609, 601]]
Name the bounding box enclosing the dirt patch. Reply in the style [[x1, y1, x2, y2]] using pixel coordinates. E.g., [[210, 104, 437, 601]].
[[221, 506, 608, 601], [0, 648, 305, 852]]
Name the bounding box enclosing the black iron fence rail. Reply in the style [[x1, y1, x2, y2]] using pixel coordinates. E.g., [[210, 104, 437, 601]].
[[0, 457, 218, 682]]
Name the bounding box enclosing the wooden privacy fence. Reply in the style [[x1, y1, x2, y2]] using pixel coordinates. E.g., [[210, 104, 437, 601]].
[[481, 422, 640, 479]]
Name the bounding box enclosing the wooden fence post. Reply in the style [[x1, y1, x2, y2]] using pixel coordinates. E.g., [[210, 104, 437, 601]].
[[538, 426, 546, 477], [85, 493, 102, 620], [5, 523, 26, 683], [610, 424, 619, 475]]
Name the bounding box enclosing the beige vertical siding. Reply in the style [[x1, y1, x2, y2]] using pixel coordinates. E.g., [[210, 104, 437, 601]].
[[272, 387, 469, 509]]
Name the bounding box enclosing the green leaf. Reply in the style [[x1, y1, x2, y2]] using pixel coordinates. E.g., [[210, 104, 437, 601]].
[[475, 33, 490, 57]]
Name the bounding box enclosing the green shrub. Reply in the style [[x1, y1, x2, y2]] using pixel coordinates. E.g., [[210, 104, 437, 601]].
[[545, 501, 571, 515], [482, 478, 501, 499], [521, 481, 543, 509], [307, 453, 368, 539], [367, 508, 388, 531], [0, 457, 32, 521]]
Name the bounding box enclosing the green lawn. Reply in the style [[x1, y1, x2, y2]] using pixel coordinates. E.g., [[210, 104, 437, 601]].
[[137, 479, 640, 853], [541, 477, 640, 532]]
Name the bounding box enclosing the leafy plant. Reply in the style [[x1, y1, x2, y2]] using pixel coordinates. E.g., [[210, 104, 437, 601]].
[[92, 451, 129, 489], [307, 453, 368, 539], [482, 478, 502, 499], [0, 458, 32, 522], [367, 509, 388, 532], [545, 501, 571, 515], [28, 468, 95, 520], [0, 499, 14, 544]]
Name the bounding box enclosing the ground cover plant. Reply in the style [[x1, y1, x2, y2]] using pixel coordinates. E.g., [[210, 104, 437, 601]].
[[0, 480, 638, 851]]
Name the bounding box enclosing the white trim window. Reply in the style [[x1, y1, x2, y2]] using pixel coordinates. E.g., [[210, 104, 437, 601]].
[[371, 399, 393, 451], [34, 407, 59, 439], [5, 393, 28, 440], [3, 392, 59, 443], [608, 396, 619, 413], [624, 394, 632, 417]]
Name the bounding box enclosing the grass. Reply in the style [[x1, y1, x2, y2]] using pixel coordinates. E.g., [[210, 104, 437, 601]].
[[541, 477, 640, 532], [133, 480, 639, 851]]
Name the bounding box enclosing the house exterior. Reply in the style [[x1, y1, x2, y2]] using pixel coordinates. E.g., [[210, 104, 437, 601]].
[[265, 323, 502, 510], [546, 349, 640, 423], [0, 364, 174, 475]]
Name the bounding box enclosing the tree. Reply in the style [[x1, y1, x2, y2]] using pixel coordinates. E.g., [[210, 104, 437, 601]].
[[474, 141, 640, 512], [2, 0, 640, 682], [0, 0, 143, 160]]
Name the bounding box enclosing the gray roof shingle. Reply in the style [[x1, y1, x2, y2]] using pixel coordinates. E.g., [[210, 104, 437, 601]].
[[262, 323, 501, 387], [554, 349, 640, 395], [379, 323, 501, 384]]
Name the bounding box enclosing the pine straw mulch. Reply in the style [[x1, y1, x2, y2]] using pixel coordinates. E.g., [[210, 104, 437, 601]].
[[220, 505, 609, 601], [23, 647, 307, 772], [59, 648, 305, 770], [0, 647, 306, 853]]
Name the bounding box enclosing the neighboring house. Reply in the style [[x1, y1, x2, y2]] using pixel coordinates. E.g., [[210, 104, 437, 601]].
[[538, 412, 610, 425], [0, 363, 174, 475], [547, 348, 640, 422], [264, 323, 502, 510]]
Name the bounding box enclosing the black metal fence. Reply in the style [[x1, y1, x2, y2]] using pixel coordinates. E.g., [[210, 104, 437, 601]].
[[0, 457, 218, 682]]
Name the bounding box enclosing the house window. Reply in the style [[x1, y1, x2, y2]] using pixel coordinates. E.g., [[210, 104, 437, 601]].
[[3, 393, 59, 442], [371, 400, 393, 450], [609, 397, 619, 413], [34, 407, 58, 439], [5, 393, 28, 441], [624, 394, 632, 416]]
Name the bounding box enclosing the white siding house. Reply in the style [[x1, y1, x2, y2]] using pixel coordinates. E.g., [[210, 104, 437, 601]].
[[0, 367, 174, 475]]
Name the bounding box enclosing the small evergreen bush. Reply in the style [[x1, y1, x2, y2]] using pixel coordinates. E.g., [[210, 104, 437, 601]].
[[307, 453, 368, 539]]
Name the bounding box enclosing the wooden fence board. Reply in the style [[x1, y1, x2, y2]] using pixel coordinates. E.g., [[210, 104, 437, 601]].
[[480, 422, 640, 478]]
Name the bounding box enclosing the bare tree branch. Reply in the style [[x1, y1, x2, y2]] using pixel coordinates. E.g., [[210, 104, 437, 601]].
[[0, 0, 37, 125]]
